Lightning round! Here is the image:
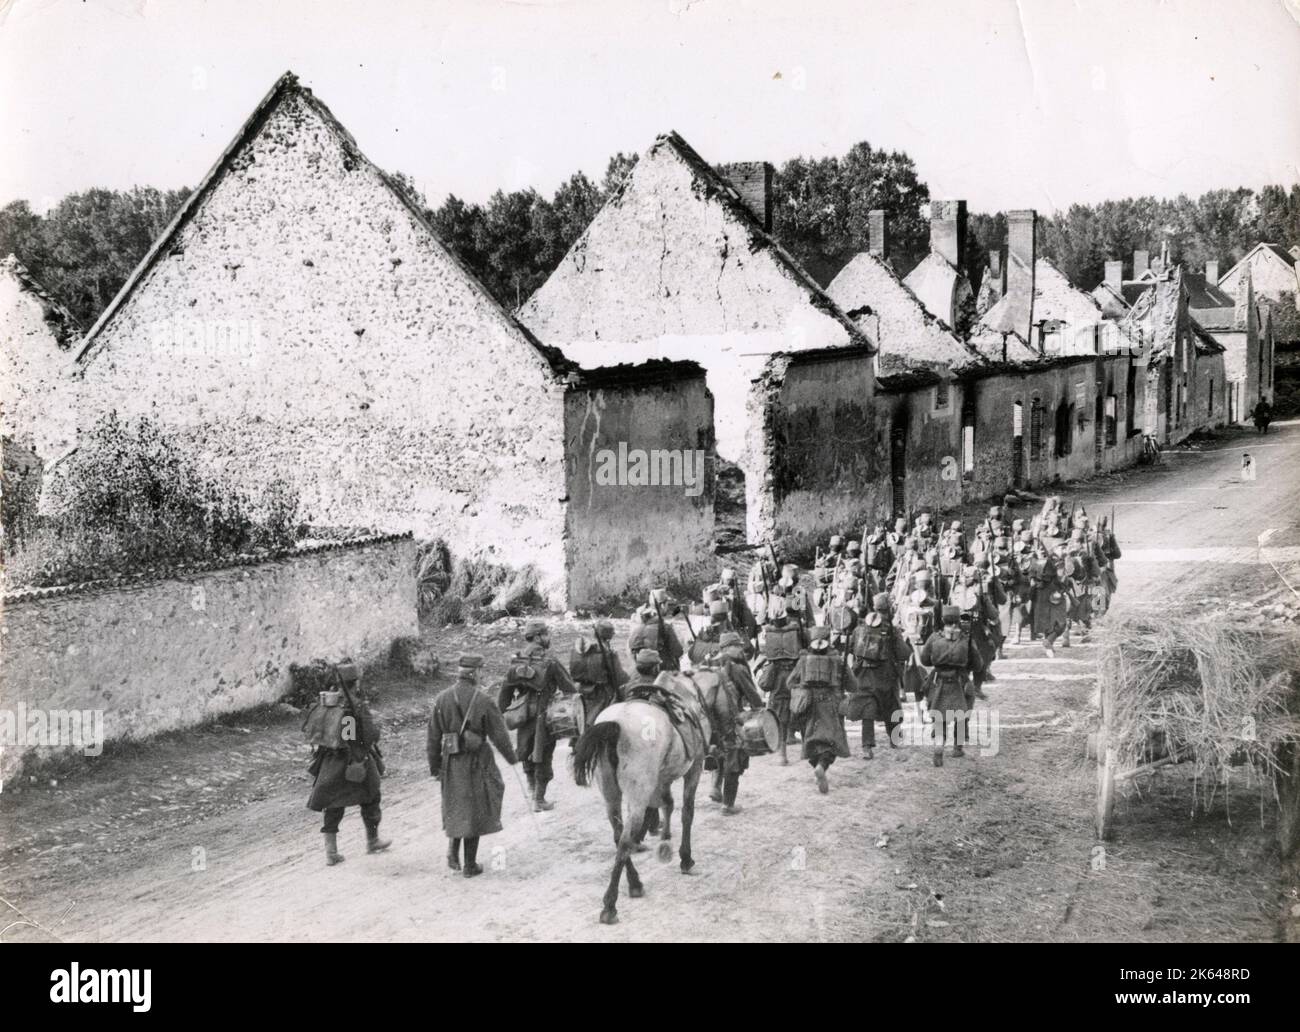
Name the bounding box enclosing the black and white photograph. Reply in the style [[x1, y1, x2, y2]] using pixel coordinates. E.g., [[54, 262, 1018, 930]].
[[1, 0, 1299, 976]]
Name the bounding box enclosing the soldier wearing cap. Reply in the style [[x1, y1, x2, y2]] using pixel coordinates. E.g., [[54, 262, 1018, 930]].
[[919, 605, 983, 766], [846, 592, 906, 757], [949, 565, 998, 695], [306, 660, 390, 866], [777, 563, 815, 627], [687, 598, 734, 666], [622, 648, 659, 696], [826, 584, 859, 655], [705, 631, 765, 815], [497, 621, 574, 812], [824, 534, 846, 569], [1028, 541, 1069, 657], [887, 516, 909, 551], [427, 654, 518, 877], [569, 619, 627, 730], [754, 594, 806, 764], [718, 566, 758, 647], [897, 576, 939, 702], [785, 626, 856, 793], [629, 591, 684, 672]]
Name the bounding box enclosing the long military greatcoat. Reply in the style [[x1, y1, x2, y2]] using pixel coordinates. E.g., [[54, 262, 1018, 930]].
[[428, 681, 519, 839], [307, 695, 382, 812]]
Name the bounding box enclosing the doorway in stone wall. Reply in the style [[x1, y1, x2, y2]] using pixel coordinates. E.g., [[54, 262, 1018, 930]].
[[890, 416, 908, 518], [714, 458, 747, 553]]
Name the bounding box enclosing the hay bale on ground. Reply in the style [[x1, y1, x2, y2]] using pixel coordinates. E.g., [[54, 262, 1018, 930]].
[[1099, 615, 1300, 820]]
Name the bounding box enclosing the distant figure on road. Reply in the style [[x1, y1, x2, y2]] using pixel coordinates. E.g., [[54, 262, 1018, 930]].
[[1252, 398, 1272, 434], [428, 654, 518, 878]]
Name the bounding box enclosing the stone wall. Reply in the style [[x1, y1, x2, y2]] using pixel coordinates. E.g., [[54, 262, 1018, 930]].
[[747, 349, 1149, 546], [746, 348, 883, 553], [0, 536, 416, 775], [563, 362, 715, 604], [73, 79, 572, 606], [0, 259, 79, 461]]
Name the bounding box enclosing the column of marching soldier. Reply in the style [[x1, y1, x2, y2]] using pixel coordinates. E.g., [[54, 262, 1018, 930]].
[[302, 497, 1122, 876]]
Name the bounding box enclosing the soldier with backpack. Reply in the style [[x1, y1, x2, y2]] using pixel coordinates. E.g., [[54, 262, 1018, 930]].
[[919, 606, 984, 767], [753, 596, 805, 765], [304, 661, 391, 866], [569, 620, 627, 731], [497, 621, 573, 812], [845, 593, 905, 757], [704, 632, 765, 815], [786, 627, 857, 794]]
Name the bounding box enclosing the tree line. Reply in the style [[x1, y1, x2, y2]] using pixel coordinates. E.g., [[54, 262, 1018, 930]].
[[2, 149, 1297, 329]]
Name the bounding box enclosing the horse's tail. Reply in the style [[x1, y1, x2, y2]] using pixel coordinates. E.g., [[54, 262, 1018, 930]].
[[573, 721, 620, 788]]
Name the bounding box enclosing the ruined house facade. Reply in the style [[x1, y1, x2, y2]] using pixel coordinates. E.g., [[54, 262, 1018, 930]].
[[1, 255, 81, 463], [71, 74, 712, 608], [519, 132, 871, 547]]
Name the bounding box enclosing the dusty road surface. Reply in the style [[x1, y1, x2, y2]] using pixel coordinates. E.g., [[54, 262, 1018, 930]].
[[3, 423, 1297, 942]]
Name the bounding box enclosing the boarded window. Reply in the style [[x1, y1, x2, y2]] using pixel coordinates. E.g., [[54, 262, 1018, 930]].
[[1105, 395, 1117, 446], [1030, 398, 1044, 460], [934, 379, 950, 412]]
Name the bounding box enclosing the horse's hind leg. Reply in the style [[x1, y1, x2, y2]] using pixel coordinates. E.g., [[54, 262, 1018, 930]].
[[598, 762, 623, 847], [657, 788, 675, 862], [679, 763, 700, 873], [600, 848, 626, 924], [624, 807, 647, 900]]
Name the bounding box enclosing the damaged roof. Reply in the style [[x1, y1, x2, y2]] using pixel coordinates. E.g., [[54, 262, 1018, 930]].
[[2, 254, 82, 349], [648, 131, 874, 351], [73, 71, 574, 377], [826, 251, 983, 375]]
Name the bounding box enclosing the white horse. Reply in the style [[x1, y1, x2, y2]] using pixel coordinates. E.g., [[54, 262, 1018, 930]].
[[572, 678, 711, 925]]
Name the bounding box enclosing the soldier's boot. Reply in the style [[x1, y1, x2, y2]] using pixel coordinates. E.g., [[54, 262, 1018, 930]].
[[952, 744, 965, 758], [533, 779, 555, 812], [814, 761, 830, 794], [933, 748, 944, 767], [709, 768, 724, 803], [526, 773, 537, 796], [324, 832, 344, 866], [365, 823, 392, 854], [466, 839, 482, 875], [447, 838, 461, 871], [1061, 625, 1072, 649], [721, 773, 742, 815]]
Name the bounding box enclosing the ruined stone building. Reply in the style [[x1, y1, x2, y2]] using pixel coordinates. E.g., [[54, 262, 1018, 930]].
[[1, 256, 82, 531], [1183, 263, 1275, 422], [1217, 242, 1300, 301], [69, 73, 713, 608], [1, 255, 81, 464], [518, 131, 872, 546]]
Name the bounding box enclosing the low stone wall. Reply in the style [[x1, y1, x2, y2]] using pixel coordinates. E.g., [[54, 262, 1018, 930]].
[[0, 535, 416, 775]]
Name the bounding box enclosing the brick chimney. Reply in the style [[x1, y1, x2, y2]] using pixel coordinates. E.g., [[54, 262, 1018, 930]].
[[1133, 249, 1150, 278], [929, 199, 967, 271], [1104, 260, 1123, 289], [868, 209, 887, 259], [726, 162, 774, 232], [1007, 209, 1037, 346], [1205, 260, 1219, 287]]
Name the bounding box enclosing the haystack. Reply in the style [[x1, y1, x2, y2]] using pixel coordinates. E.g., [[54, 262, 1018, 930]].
[[1098, 614, 1300, 821]]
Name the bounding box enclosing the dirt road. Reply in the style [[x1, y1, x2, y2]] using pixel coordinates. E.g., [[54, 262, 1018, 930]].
[[3, 423, 1297, 942]]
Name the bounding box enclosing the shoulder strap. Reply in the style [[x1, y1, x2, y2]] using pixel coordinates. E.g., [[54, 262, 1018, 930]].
[[457, 684, 478, 735]]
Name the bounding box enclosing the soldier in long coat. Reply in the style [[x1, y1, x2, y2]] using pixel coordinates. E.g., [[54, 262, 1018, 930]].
[[754, 597, 805, 764], [704, 632, 765, 815], [786, 627, 856, 794], [428, 654, 518, 877], [948, 566, 999, 693], [919, 606, 983, 767], [306, 662, 390, 866], [845, 593, 905, 757], [1028, 545, 1070, 656]]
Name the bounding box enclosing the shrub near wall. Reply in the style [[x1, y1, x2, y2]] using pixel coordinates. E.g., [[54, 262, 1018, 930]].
[[0, 535, 416, 776]]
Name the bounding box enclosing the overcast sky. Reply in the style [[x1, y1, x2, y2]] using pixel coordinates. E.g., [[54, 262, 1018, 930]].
[[2, 0, 1298, 215]]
